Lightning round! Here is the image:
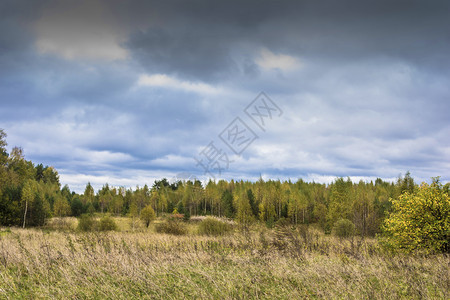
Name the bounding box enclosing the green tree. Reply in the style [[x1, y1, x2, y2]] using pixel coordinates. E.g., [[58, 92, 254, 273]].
[[53, 194, 71, 217], [353, 181, 376, 236], [247, 188, 258, 217], [288, 187, 307, 224], [29, 192, 49, 226], [397, 171, 415, 195], [313, 203, 328, 230], [0, 129, 7, 166], [259, 181, 277, 222], [235, 188, 254, 229], [221, 190, 234, 219], [383, 178, 449, 253], [327, 178, 353, 231], [140, 205, 156, 227], [71, 197, 84, 217], [9, 147, 34, 183], [42, 166, 60, 186], [83, 182, 95, 206], [98, 184, 112, 213], [21, 180, 35, 228]]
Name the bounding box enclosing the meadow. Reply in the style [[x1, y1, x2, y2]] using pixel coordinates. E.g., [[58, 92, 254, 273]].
[[0, 216, 448, 299]]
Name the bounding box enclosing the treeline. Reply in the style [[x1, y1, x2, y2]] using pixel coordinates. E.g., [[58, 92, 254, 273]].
[[0, 130, 61, 226], [72, 175, 413, 236], [0, 129, 447, 237]]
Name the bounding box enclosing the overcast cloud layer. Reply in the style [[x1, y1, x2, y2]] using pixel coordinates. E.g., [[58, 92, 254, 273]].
[[1, 0, 449, 192]]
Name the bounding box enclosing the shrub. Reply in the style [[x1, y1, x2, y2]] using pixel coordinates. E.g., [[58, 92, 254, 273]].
[[77, 214, 97, 232], [265, 217, 275, 229], [198, 217, 231, 236], [140, 205, 156, 227], [382, 179, 449, 253], [98, 216, 118, 231], [275, 217, 291, 228], [333, 219, 355, 238], [155, 219, 187, 235]]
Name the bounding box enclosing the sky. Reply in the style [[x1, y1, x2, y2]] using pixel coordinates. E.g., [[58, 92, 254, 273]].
[[1, 0, 449, 192]]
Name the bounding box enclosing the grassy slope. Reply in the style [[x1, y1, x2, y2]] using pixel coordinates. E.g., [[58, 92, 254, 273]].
[[0, 219, 448, 299]]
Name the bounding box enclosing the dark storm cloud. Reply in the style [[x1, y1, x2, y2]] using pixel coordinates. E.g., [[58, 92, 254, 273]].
[[122, 0, 450, 81]]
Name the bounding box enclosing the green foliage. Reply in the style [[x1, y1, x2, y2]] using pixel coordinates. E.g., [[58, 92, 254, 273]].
[[247, 189, 258, 217], [70, 197, 84, 217], [313, 203, 327, 231], [53, 195, 71, 217], [198, 217, 232, 236], [0, 128, 7, 150], [183, 208, 191, 221], [265, 216, 275, 228], [98, 215, 118, 231], [140, 205, 156, 227], [0, 131, 443, 241], [77, 214, 97, 232], [382, 179, 449, 253], [0, 186, 22, 225], [333, 219, 355, 238], [0, 131, 59, 227], [274, 217, 291, 228], [397, 171, 415, 195], [155, 219, 187, 235], [235, 189, 254, 229], [221, 190, 234, 218], [327, 178, 353, 229]]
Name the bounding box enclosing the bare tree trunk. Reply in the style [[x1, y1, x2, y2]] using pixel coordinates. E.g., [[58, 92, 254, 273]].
[[23, 200, 27, 228]]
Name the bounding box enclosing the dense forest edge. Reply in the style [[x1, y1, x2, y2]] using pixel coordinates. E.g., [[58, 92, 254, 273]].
[[1, 129, 448, 254]]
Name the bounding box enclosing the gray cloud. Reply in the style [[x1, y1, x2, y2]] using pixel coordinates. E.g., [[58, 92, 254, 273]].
[[1, 0, 449, 192], [122, 0, 450, 81]]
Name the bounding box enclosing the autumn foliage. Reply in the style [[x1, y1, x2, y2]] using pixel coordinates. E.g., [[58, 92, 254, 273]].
[[383, 178, 449, 253]]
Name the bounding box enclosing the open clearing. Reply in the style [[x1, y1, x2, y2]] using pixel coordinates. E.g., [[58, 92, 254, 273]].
[[0, 218, 448, 299]]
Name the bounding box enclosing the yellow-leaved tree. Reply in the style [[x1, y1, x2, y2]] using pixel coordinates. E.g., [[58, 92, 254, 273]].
[[382, 178, 449, 253]]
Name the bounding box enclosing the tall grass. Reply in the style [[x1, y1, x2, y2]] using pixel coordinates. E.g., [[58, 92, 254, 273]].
[[0, 219, 448, 299]]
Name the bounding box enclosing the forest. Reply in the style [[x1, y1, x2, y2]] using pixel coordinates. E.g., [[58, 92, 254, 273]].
[[1, 128, 448, 249]]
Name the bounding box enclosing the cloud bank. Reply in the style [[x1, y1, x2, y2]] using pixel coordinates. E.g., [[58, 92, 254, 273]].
[[1, 0, 449, 192]]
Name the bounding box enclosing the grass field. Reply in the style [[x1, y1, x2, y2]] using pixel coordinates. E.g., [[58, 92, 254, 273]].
[[0, 217, 448, 299]]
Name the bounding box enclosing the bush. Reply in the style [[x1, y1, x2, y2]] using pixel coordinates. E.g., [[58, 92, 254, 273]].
[[155, 219, 187, 235], [274, 217, 291, 228], [383, 179, 449, 253], [198, 217, 231, 236], [333, 219, 355, 238], [265, 217, 275, 229], [77, 214, 97, 232], [98, 216, 118, 231]]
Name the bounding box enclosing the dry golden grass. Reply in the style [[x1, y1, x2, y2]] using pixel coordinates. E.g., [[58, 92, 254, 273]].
[[0, 219, 448, 299]]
